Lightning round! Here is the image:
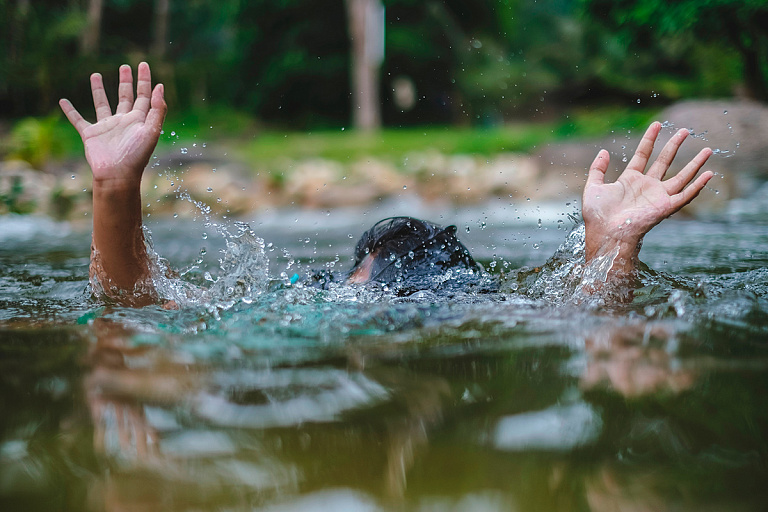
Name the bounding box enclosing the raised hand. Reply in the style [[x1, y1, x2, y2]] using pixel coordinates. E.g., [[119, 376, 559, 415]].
[[60, 63, 166, 305], [582, 122, 713, 275], [59, 62, 166, 186]]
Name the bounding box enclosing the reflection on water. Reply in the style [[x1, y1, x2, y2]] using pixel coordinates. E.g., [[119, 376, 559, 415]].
[[1, 192, 768, 511]]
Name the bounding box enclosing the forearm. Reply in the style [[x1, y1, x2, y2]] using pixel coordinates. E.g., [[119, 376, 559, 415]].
[[91, 176, 156, 304]]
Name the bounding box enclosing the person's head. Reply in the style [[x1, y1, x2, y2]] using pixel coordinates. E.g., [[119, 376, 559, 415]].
[[347, 217, 478, 285]]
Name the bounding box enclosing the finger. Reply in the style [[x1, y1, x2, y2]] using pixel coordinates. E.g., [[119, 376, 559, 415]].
[[134, 62, 152, 115], [665, 147, 713, 194], [647, 128, 689, 180], [148, 428, 161, 458], [59, 99, 91, 136], [116, 406, 130, 450], [145, 83, 167, 135], [115, 64, 135, 114], [625, 122, 661, 173], [670, 170, 714, 212], [130, 409, 149, 458], [90, 72, 113, 121], [92, 403, 106, 454], [586, 149, 610, 189]]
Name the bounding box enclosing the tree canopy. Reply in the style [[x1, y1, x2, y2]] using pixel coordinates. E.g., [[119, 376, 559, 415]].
[[0, 0, 758, 128], [581, 0, 768, 100]]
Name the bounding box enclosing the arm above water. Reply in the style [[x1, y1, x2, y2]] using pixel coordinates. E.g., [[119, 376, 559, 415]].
[[582, 122, 714, 278], [60, 63, 167, 306]]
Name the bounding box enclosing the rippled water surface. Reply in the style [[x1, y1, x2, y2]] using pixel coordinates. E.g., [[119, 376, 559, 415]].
[[1, 190, 767, 511]]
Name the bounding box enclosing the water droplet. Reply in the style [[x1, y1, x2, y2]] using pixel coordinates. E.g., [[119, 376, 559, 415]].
[[207, 187, 213, 192], [170, 131, 176, 136], [723, 110, 728, 115], [465, 226, 470, 233], [403, 185, 407, 190]]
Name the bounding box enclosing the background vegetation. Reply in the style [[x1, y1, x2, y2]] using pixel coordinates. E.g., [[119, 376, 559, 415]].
[[1, 0, 765, 166]]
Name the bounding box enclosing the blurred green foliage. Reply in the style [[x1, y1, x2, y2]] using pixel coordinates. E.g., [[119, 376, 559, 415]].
[[0, 0, 758, 143], [581, 0, 768, 100], [233, 106, 658, 170], [0, 175, 36, 214], [8, 115, 66, 168]]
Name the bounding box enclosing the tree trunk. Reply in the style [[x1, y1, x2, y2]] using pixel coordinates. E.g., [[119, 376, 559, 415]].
[[345, 0, 384, 132], [152, 0, 170, 59], [9, 0, 31, 63], [725, 20, 768, 101], [741, 45, 766, 101], [81, 0, 102, 56]]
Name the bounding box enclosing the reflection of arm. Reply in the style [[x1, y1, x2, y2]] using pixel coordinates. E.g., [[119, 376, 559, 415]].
[[85, 319, 200, 464], [582, 122, 713, 278], [60, 63, 166, 306], [580, 321, 695, 397]]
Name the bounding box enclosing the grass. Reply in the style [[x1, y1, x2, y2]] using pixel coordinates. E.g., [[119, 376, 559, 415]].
[[238, 123, 554, 164], [4, 105, 660, 171], [231, 106, 660, 171]]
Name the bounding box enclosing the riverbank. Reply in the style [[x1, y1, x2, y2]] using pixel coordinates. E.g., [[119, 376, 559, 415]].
[[2, 99, 766, 220]]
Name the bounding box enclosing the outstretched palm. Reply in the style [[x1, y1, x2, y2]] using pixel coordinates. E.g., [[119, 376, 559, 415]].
[[582, 122, 713, 267], [60, 62, 166, 185]]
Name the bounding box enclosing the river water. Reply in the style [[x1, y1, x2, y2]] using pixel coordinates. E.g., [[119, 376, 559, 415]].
[[1, 187, 767, 511]]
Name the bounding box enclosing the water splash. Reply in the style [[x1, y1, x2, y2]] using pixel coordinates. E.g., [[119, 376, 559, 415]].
[[660, 120, 737, 158], [141, 221, 270, 311], [521, 224, 635, 308]]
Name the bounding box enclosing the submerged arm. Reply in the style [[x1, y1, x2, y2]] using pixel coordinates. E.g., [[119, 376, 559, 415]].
[[582, 122, 713, 278], [60, 63, 166, 306]]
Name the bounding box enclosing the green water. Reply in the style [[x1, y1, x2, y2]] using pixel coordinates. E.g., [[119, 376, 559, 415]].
[[1, 193, 767, 511]]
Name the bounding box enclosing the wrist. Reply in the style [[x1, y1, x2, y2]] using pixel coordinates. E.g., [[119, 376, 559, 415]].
[[585, 226, 642, 276], [92, 174, 143, 193]]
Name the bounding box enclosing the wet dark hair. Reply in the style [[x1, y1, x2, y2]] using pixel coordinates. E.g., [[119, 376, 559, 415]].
[[350, 217, 479, 284]]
